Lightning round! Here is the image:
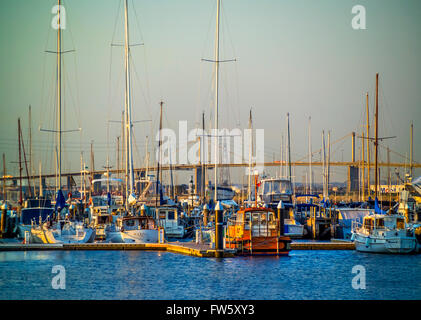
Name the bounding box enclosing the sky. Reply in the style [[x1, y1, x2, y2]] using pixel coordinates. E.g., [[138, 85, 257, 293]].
[[0, 0, 420, 185]]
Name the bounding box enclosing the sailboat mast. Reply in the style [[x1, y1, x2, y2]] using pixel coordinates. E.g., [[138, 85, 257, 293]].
[[18, 119, 23, 205], [366, 92, 370, 196], [248, 109, 252, 201], [287, 113, 292, 188], [124, 0, 134, 199], [375, 73, 379, 199], [308, 116, 312, 194], [39, 160, 43, 197], [57, 0, 62, 189], [29, 105, 32, 194], [322, 130, 326, 199], [410, 122, 413, 178], [201, 112, 205, 203], [327, 130, 330, 199], [2, 154, 6, 201], [213, 0, 221, 202]]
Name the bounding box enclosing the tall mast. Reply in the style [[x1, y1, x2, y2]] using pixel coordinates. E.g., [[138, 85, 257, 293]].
[[2, 154, 6, 201], [156, 100, 163, 207], [29, 105, 33, 194], [410, 121, 413, 178], [201, 112, 205, 203], [279, 132, 283, 178], [121, 111, 125, 195], [57, 0, 62, 189], [361, 131, 365, 201], [308, 116, 312, 194], [374, 73, 379, 199], [322, 130, 326, 199], [116, 136, 120, 188], [248, 109, 252, 201], [124, 0, 135, 201], [213, 0, 221, 202], [327, 130, 330, 199], [145, 135, 149, 181], [287, 113, 292, 188], [366, 92, 370, 196], [18, 119, 23, 205], [39, 160, 43, 197]]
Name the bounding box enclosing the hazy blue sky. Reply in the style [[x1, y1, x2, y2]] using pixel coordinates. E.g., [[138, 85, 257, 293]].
[[1, 0, 420, 184]]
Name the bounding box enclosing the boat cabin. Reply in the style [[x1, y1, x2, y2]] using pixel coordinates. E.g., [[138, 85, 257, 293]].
[[227, 208, 279, 238], [361, 214, 406, 233], [117, 216, 156, 231], [257, 178, 293, 207]]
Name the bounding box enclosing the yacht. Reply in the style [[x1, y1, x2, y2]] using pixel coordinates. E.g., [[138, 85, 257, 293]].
[[107, 216, 158, 243], [351, 212, 417, 254]]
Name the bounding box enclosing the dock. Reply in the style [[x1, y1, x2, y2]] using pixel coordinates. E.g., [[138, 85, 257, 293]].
[[0, 240, 354, 256]]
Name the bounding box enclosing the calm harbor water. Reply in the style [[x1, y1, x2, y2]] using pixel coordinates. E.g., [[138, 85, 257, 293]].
[[0, 250, 420, 300]]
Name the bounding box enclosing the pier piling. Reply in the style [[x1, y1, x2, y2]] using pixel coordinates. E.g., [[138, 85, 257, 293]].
[[214, 201, 223, 258]]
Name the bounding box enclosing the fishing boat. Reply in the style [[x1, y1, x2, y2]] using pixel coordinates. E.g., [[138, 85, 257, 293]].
[[351, 212, 417, 253], [108, 216, 158, 243], [225, 206, 291, 255]]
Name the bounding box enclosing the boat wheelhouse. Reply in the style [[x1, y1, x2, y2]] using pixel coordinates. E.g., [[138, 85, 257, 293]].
[[225, 207, 291, 255], [257, 178, 293, 208], [154, 205, 186, 239], [114, 216, 158, 243]]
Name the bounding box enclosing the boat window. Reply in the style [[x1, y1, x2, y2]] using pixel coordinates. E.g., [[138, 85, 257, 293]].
[[252, 213, 260, 226], [167, 210, 175, 220], [260, 212, 267, 224], [268, 212, 275, 223], [376, 218, 384, 228], [245, 213, 251, 224], [396, 218, 405, 230], [363, 218, 373, 230], [125, 219, 136, 227]]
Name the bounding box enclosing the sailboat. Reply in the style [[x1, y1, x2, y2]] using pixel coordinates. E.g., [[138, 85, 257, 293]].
[[28, 0, 94, 244], [351, 73, 418, 253], [105, 0, 158, 243]]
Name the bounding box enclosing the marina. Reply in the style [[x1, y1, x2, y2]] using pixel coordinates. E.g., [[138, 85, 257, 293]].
[[0, 0, 421, 304]]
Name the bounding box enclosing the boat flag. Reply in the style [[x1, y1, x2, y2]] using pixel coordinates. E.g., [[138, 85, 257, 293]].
[[374, 197, 387, 214], [55, 189, 66, 212]]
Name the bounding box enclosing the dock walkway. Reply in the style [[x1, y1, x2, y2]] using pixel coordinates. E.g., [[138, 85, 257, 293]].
[[0, 240, 355, 257]]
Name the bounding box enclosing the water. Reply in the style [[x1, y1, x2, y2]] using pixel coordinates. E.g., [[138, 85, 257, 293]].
[[0, 250, 420, 300]]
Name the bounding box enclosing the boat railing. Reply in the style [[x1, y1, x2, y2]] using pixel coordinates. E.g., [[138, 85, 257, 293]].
[[351, 220, 363, 233]]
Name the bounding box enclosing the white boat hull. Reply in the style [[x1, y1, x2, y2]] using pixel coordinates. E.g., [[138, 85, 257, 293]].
[[353, 233, 417, 254], [30, 225, 96, 244], [120, 229, 159, 243]]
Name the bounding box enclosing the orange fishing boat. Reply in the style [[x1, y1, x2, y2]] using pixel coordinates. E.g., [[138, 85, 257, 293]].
[[224, 207, 291, 256]]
